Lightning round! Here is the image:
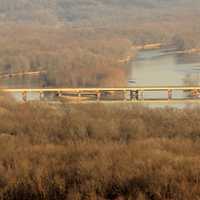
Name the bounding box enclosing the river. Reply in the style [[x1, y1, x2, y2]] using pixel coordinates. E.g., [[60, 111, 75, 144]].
[[129, 48, 200, 86], [1, 48, 200, 103]]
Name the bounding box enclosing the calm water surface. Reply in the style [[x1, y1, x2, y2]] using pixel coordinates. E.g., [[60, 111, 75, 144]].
[[129, 49, 200, 107], [129, 49, 200, 86], [0, 76, 45, 101]]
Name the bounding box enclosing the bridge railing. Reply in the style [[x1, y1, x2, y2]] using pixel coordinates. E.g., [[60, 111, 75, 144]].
[[1, 86, 200, 103]]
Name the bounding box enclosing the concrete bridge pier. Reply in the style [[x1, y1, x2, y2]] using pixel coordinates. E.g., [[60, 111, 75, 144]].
[[130, 90, 134, 100], [124, 90, 127, 101], [78, 90, 82, 102], [39, 91, 44, 101], [22, 91, 27, 102], [130, 90, 139, 101], [97, 91, 101, 101], [140, 90, 144, 100], [168, 89, 172, 100]]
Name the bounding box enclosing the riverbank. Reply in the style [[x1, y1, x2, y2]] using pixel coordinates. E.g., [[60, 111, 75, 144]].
[[119, 43, 200, 65], [118, 43, 162, 64]]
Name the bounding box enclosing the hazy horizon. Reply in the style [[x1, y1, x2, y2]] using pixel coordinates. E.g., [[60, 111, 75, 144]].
[[0, 0, 199, 26]]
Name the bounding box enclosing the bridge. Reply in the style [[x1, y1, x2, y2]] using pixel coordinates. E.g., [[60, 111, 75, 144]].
[[2, 86, 200, 103]]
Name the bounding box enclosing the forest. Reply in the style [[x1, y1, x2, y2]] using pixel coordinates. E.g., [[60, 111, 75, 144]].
[[0, 0, 199, 87]]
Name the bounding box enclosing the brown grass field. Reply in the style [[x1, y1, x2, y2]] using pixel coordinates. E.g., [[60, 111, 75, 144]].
[[0, 94, 200, 199]]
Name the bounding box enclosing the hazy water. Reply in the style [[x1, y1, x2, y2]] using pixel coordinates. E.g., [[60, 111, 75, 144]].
[[128, 49, 200, 106], [0, 75, 45, 101], [129, 49, 200, 86], [0, 75, 44, 88], [1, 49, 200, 103]]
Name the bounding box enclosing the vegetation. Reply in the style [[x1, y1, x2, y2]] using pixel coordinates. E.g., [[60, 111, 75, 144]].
[[0, 2, 200, 198], [0, 95, 200, 199], [0, 0, 200, 88], [0, 24, 133, 87]]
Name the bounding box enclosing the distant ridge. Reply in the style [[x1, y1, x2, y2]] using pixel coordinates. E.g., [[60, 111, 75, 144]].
[[0, 0, 199, 25]]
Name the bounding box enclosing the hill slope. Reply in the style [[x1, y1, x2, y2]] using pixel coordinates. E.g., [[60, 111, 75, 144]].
[[0, 0, 199, 25]]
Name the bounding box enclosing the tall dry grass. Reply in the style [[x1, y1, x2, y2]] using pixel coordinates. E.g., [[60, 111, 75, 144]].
[[0, 98, 200, 199]]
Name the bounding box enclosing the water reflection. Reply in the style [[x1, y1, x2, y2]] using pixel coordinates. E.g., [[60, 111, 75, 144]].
[[0, 75, 45, 88]]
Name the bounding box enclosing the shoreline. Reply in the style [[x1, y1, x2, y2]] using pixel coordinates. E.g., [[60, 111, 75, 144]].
[[118, 43, 200, 64]]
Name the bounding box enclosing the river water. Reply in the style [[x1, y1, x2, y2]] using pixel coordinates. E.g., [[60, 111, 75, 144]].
[[1, 48, 200, 103], [0, 76, 45, 101], [128, 48, 200, 105], [129, 48, 200, 86]]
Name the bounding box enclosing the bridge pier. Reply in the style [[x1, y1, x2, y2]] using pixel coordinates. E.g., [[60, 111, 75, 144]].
[[192, 89, 200, 98], [168, 89, 172, 100], [39, 91, 43, 101], [97, 91, 101, 101], [77, 90, 81, 102], [124, 90, 127, 101], [130, 90, 134, 100], [140, 90, 144, 100], [130, 90, 139, 101], [22, 91, 27, 102]]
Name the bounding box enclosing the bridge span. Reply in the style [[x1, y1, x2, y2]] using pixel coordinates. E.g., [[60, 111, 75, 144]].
[[2, 86, 200, 103]]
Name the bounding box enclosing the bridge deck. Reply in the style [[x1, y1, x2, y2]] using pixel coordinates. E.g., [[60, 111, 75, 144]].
[[1, 86, 200, 92], [1, 86, 200, 103]]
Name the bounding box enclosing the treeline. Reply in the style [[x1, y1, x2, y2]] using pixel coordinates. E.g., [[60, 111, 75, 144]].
[[0, 96, 200, 199], [0, 24, 133, 87]]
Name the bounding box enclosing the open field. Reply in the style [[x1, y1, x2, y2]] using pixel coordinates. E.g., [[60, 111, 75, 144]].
[[0, 95, 200, 199]]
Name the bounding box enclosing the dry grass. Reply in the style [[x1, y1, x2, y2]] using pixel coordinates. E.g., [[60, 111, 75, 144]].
[[0, 98, 200, 199]]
